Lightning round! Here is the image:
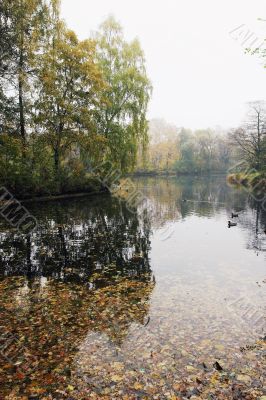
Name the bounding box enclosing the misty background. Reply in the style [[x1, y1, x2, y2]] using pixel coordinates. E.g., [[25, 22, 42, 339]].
[[61, 0, 266, 130]]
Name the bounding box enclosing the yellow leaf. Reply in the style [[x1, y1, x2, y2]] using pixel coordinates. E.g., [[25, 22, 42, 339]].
[[186, 365, 196, 372], [134, 382, 143, 390], [237, 374, 251, 384], [111, 375, 123, 382], [210, 372, 219, 385]]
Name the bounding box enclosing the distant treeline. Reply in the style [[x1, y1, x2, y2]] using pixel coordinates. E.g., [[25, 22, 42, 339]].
[[136, 119, 231, 175], [0, 1, 151, 197], [136, 102, 266, 180]]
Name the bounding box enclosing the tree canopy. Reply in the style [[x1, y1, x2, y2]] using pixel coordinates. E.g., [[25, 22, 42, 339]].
[[0, 3, 152, 196]]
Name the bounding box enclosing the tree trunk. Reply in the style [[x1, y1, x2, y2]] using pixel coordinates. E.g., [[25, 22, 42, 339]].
[[18, 15, 26, 144], [54, 147, 60, 174], [257, 112, 261, 170], [54, 146, 62, 193], [53, 117, 63, 191], [18, 75, 26, 142]]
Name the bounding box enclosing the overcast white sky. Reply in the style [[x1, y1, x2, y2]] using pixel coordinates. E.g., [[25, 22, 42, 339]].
[[61, 0, 266, 130]]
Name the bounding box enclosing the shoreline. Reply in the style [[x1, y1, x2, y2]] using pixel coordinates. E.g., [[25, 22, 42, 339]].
[[227, 172, 266, 193], [0, 188, 110, 206], [20, 189, 110, 204], [130, 171, 227, 178]]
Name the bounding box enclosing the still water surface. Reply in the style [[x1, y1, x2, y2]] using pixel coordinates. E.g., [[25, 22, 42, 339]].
[[0, 176, 265, 398]]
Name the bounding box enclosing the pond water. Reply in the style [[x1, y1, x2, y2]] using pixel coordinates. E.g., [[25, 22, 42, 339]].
[[0, 176, 265, 399]]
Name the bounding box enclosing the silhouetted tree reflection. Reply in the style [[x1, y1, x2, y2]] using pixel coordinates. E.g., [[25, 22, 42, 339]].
[[0, 195, 154, 397], [0, 177, 265, 284], [238, 200, 266, 255], [0, 178, 265, 398], [0, 196, 152, 285]]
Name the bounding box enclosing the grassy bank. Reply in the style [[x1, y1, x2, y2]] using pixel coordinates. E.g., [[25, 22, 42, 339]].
[[227, 172, 266, 193]]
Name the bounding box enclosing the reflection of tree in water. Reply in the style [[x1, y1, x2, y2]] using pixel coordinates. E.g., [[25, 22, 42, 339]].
[[134, 176, 266, 256], [0, 196, 152, 285], [136, 178, 182, 229], [135, 176, 249, 221], [0, 177, 265, 282], [237, 200, 266, 255]]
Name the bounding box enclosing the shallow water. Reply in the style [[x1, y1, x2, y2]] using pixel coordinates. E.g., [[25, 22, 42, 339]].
[[0, 176, 265, 399]]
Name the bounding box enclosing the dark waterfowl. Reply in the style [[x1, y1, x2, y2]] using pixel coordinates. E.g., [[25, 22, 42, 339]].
[[228, 221, 237, 228], [231, 212, 238, 218]]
